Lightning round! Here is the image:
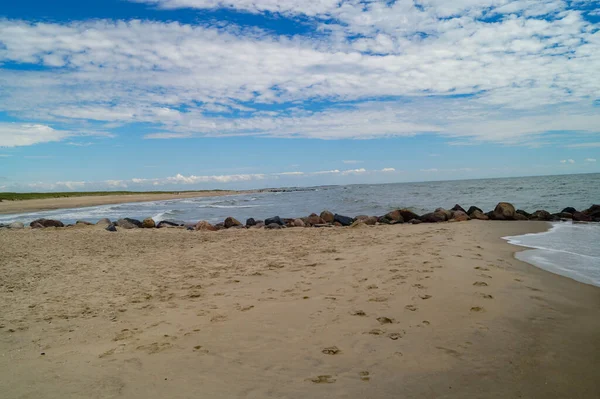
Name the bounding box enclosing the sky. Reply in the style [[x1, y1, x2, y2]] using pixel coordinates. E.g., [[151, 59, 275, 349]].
[[0, 0, 599, 192]]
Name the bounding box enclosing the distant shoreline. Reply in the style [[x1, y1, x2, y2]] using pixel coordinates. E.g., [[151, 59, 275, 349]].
[[0, 191, 242, 215]]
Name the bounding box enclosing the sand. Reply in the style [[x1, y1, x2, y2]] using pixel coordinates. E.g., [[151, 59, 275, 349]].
[[1, 221, 599, 398], [0, 191, 239, 215]]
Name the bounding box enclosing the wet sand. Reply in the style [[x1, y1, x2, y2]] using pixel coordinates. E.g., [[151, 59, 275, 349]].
[[0, 191, 239, 215], [1, 221, 599, 398]]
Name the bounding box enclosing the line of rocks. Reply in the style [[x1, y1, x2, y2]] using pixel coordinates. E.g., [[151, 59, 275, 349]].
[[2, 203, 598, 231]]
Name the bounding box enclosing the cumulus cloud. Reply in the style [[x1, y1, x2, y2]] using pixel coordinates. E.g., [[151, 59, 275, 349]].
[[585, 158, 597, 162], [381, 168, 396, 172], [560, 159, 576, 164]]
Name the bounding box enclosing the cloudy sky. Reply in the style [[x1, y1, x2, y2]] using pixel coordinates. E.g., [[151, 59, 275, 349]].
[[0, 0, 599, 191]]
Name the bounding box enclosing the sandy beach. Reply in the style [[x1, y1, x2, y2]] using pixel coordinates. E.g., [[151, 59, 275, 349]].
[[0, 191, 239, 215], [1, 221, 599, 398]]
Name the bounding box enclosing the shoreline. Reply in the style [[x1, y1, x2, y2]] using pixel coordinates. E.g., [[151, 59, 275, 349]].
[[0, 191, 241, 215], [1, 221, 598, 398]]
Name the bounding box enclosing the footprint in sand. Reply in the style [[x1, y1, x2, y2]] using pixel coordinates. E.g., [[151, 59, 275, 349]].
[[309, 375, 336, 384], [478, 274, 493, 279], [405, 305, 418, 311], [470, 306, 484, 312], [322, 346, 341, 355], [475, 266, 490, 271], [473, 281, 488, 287], [377, 317, 394, 324], [412, 284, 425, 289], [359, 371, 370, 381], [419, 294, 432, 300], [387, 331, 405, 340], [436, 346, 462, 358], [479, 293, 494, 299], [366, 329, 385, 336]]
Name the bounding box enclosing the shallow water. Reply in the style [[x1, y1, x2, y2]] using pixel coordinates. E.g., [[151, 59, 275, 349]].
[[504, 222, 600, 287]]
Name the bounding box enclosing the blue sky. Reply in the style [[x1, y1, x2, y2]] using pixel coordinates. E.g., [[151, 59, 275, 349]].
[[0, 0, 599, 191]]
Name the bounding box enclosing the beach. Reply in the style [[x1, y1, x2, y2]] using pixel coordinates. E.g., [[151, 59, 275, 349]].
[[1, 221, 599, 398], [0, 191, 239, 215]]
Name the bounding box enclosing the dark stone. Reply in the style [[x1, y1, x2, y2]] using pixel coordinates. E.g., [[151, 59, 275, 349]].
[[451, 211, 470, 222], [529, 210, 552, 221], [562, 207, 577, 214], [399, 209, 421, 222], [377, 216, 392, 225], [451, 204, 467, 213], [334, 214, 354, 226], [30, 219, 64, 228], [116, 219, 138, 229], [420, 212, 445, 223], [30, 222, 45, 229], [409, 219, 422, 224], [306, 214, 326, 226], [470, 210, 489, 220], [490, 202, 516, 220], [583, 205, 600, 219], [96, 218, 111, 225], [516, 209, 531, 218], [224, 217, 242, 228], [467, 206, 483, 216], [157, 220, 185, 228], [265, 223, 283, 230], [187, 226, 195, 231], [123, 218, 143, 228], [355, 215, 378, 225], [76, 220, 93, 226], [572, 212, 592, 222], [246, 218, 257, 227], [214, 222, 226, 230], [514, 213, 529, 221], [556, 212, 573, 219], [382, 210, 404, 223], [320, 211, 335, 223], [265, 216, 284, 226], [105, 224, 117, 232]]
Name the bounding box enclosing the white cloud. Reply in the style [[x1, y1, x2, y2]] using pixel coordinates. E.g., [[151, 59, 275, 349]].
[[342, 160, 363, 164], [585, 158, 597, 162], [566, 142, 600, 148], [381, 168, 396, 172], [560, 159, 576, 164], [0, 124, 71, 147]]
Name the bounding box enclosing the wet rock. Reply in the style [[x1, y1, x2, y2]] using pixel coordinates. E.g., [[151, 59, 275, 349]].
[[583, 205, 600, 219], [125, 218, 143, 228], [116, 219, 138, 229], [105, 224, 117, 232], [572, 212, 592, 222], [382, 210, 404, 223], [293, 218, 305, 227], [434, 208, 452, 221], [557, 212, 573, 219], [96, 218, 112, 225], [265, 216, 284, 226], [245, 218, 256, 227], [30, 222, 44, 229], [530, 210, 552, 221], [334, 214, 354, 226], [514, 213, 529, 221], [30, 219, 64, 228], [490, 202, 516, 220], [420, 212, 446, 223], [377, 216, 392, 225], [156, 220, 185, 228], [470, 210, 489, 220], [516, 209, 531, 219], [409, 219, 422, 224], [561, 207, 577, 214], [451, 210, 470, 222], [224, 217, 242, 229], [142, 218, 156, 228], [399, 209, 421, 222], [195, 221, 218, 231], [320, 210, 335, 224], [467, 206, 483, 216], [451, 204, 467, 213], [265, 223, 283, 230], [9, 222, 24, 229]]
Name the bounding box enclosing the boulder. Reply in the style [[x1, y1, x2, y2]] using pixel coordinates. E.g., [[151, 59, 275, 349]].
[[30, 219, 64, 228], [9, 222, 24, 229], [583, 205, 600, 219], [350, 221, 369, 229], [31, 222, 45, 229], [116, 219, 138, 229], [355, 215, 377, 225], [451, 210, 470, 222], [266, 223, 283, 230], [265, 216, 284, 226], [490, 202, 516, 220], [320, 210, 335, 224], [306, 214, 326, 226], [451, 204, 467, 213], [409, 219, 422, 224], [514, 213, 529, 221], [556, 212, 573, 219], [377, 216, 392, 225], [334, 214, 354, 226], [157, 220, 185, 228], [516, 209, 531, 219], [224, 217, 242, 228], [106, 224, 117, 232], [529, 210, 552, 221], [467, 206, 483, 216], [293, 218, 305, 227], [142, 218, 156, 228], [96, 218, 112, 225], [76, 220, 93, 226], [561, 207, 577, 214], [251, 222, 265, 229], [246, 218, 257, 227], [383, 210, 404, 223], [399, 209, 421, 222], [434, 208, 452, 221], [420, 212, 446, 223], [470, 210, 489, 220], [123, 218, 143, 228], [195, 221, 218, 231], [572, 212, 592, 222]]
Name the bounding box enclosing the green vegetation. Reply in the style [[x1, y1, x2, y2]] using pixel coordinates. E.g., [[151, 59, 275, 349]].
[[0, 190, 228, 201]]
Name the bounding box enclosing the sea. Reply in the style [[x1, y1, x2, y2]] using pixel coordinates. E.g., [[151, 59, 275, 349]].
[[1, 173, 599, 286]]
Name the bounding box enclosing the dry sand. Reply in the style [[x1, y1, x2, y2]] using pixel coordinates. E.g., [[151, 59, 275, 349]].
[[0, 191, 239, 215], [1, 221, 599, 398]]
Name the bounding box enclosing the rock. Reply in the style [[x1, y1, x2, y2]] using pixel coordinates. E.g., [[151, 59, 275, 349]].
[[224, 217, 242, 228], [30, 219, 64, 228], [491, 202, 516, 220], [126, 218, 143, 228], [265, 216, 284, 226], [334, 214, 354, 226], [30, 222, 45, 229], [157, 220, 185, 228], [116, 219, 138, 229], [583, 205, 600, 219], [451, 210, 470, 222], [434, 208, 452, 221], [399, 209, 421, 222], [320, 211, 335, 224], [333, 222, 343, 227], [195, 221, 218, 231], [106, 224, 117, 232], [293, 218, 305, 227], [377, 216, 392, 225], [96, 218, 112, 225], [409, 219, 422, 224], [265, 223, 282, 230], [306, 214, 326, 226], [561, 207, 577, 214], [470, 210, 489, 220], [557, 212, 573, 219], [516, 209, 531, 219], [530, 210, 552, 221], [514, 213, 529, 221], [214, 222, 226, 230], [356, 215, 377, 225], [9, 222, 24, 229], [383, 210, 404, 223], [76, 220, 93, 226], [350, 221, 369, 229], [246, 218, 256, 227], [420, 212, 445, 223], [451, 204, 467, 213], [467, 206, 483, 216], [251, 222, 265, 229], [142, 218, 156, 228], [313, 224, 333, 228], [572, 212, 592, 222]]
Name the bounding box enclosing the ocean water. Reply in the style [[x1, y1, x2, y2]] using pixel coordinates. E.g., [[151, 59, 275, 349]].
[[505, 223, 600, 288]]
